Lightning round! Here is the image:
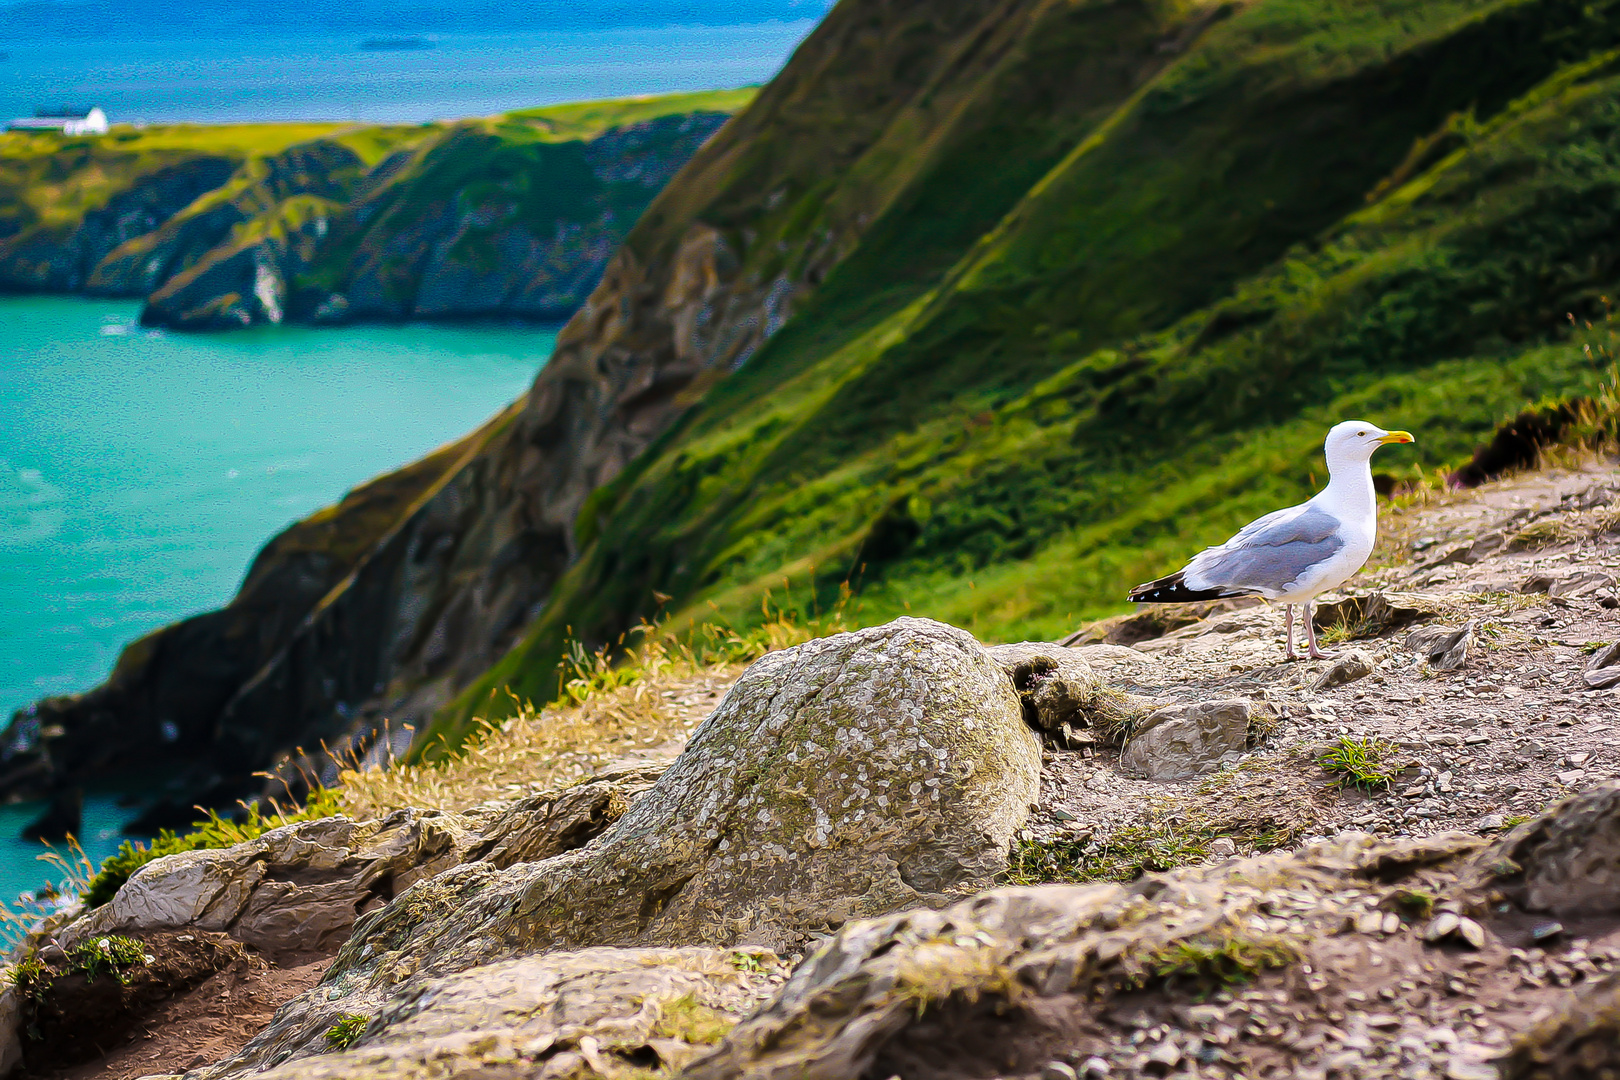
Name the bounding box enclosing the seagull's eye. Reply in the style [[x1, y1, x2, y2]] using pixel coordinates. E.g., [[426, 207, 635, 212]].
[[1357, 431, 1367, 437]]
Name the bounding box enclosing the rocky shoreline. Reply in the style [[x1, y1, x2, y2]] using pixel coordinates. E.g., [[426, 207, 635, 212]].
[[4, 462, 1619, 1080]]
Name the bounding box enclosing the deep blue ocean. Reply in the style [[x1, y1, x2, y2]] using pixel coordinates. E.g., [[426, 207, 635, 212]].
[[0, 9, 822, 123]]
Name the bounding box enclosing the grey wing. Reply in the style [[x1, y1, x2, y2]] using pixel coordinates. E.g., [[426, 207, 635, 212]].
[[1183, 503, 1345, 595]]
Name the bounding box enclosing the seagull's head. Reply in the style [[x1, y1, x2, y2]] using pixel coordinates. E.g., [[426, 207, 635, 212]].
[[1326, 420, 1415, 465]]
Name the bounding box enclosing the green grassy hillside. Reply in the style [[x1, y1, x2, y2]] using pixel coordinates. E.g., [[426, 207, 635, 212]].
[[442, 0, 1620, 735]]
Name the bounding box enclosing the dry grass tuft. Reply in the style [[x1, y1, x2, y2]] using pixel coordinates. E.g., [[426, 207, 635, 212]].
[[336, 607, 847, 818]]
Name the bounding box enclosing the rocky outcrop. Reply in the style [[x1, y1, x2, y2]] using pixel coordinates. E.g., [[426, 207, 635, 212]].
[[684, 785, 1620, 1080], [0, 106, 735, 331], [167, 619, 1035, 1078], [55, 760, 662, 956], [10, 590, 1620, 1080], [215, 948, 790, 1080], [0, 157, 238, 293]]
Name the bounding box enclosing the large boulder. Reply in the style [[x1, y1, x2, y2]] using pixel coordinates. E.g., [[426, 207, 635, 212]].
[[195, 617, 1039, 1079]]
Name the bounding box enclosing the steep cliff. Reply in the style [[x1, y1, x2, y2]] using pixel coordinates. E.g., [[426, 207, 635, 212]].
[[12, 0, 1620, 812], [0, 89, 750, 328]]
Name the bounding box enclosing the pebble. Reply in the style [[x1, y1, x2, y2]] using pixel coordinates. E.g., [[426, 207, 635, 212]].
[[1041, 1063, 1080, 1080], [1144, 1042, 1181, 1069]]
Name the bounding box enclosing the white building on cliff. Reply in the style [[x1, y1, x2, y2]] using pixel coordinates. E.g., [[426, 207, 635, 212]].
[[7, 107, 109, 135]]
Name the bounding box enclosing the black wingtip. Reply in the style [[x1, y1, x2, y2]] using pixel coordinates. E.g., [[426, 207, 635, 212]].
[[1127, 571, 1242, 604]]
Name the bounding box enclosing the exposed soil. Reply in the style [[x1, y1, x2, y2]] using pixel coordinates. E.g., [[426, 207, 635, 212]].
[[18, 930, 330, 1080], [869, 914, 1620, 1080]]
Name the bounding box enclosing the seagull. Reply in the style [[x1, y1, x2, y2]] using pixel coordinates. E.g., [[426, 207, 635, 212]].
[[1127, 420, 1415, 661]]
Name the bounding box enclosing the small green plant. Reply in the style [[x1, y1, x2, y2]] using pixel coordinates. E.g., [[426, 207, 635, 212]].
[[1317, 615, 1357, 647], [729, 951, 767, 973], [1006, 824, 1217, 886], [67, 935, 148, 985], [8, 955, 52, 1004], [1393, 888, 1436, 919], [1140, 931, 1299, 995], [1319, 736, 1399, 791], [325, 1013, 370, 1050]]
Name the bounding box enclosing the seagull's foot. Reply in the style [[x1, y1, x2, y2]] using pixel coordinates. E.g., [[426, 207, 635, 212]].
[[1284, 647, 1301, 662], [1308, 647, 1339, 661]]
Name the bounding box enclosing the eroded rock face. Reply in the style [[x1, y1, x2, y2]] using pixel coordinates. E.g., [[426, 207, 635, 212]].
[[986, 642, 1143, 750], [1119, 700, 1252, 780], [202, 948, 786, 1080], [57, 763, 662, 955], [193, 617, 1038, 1079]]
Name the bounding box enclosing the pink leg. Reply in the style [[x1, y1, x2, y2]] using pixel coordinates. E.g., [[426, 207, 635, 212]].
[[1305, 600, 1337, 661], [1284, 603, 1298, 661]]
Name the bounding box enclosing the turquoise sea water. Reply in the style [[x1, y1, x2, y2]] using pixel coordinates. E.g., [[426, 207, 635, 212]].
[[0, 295, 551, 902]]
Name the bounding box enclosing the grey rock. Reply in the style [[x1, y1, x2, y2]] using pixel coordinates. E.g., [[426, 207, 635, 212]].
[[58, 764, 660, 954], [1585, 642, 1620, 689], [1312, 649, 1376, 691], [1119, 700, 1251, 780], [1491, 780, 1620, 916], [1550, 570, 1615, 599], [209, 947, 785, 1080], [198, 618, 1039, 1079], [1408, 621, 1475, 672]]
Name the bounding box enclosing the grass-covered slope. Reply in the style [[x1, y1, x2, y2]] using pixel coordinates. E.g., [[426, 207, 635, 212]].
[[0, 89, 753, 326], [446, 0, 1620, 732]]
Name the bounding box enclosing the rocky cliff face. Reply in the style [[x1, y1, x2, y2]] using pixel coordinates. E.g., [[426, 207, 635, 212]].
[[0, 101, 739, 330]]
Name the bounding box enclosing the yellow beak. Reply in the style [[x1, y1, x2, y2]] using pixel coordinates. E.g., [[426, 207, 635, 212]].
[[1377, 430, 1415, 445]]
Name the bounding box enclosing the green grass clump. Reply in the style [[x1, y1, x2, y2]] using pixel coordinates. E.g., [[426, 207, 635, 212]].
[[1007, 824, 1217, 886], [82, 787, 342, 909], [1139, 931, 1300, 995], [325, 1013, 370, 1050], [651, 993, 734, 1046], [67, 935, 148, 985], [1319, 737, 1400, 791], [1393, 888, 1437, 920]]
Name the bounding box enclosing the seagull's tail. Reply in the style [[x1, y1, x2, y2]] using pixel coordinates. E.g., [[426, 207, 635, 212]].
[[1127, 571, 1248, 604]]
